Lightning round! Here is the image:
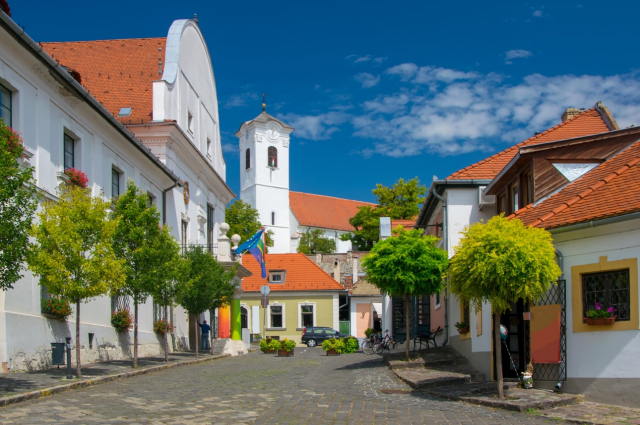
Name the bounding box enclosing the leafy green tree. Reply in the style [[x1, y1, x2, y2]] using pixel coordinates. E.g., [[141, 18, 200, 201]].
[[225, 199, 274, 249], [342, 177, 426, 250], [298, 229, 336, 254], [111, 180, 176, 367], [447, 215, 561, 399], [177, 246, 238, 357], [147, 225, 187, 362], [28, 185, 125, 378], [362, 229, 448, 360], [0, 122, 38, 290]]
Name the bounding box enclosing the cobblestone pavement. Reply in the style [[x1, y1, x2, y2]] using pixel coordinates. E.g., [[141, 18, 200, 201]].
[[0, 348, 563, 424]]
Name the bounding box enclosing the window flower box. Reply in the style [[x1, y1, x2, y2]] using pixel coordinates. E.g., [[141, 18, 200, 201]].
[[585, 316, 617, 326]]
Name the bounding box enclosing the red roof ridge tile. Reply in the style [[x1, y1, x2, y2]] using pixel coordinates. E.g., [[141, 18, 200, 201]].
[[43, 37, 166, 44]]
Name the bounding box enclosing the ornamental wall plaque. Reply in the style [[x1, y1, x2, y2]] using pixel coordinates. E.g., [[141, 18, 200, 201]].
[[183, 181, 190, 204]]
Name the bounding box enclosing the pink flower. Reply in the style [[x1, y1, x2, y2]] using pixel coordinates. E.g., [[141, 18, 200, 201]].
[[595, 302, 601, 310], [608, 306, 616, 313]]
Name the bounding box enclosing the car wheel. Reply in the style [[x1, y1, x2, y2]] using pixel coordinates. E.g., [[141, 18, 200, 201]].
[[307, 339, 317, 347]]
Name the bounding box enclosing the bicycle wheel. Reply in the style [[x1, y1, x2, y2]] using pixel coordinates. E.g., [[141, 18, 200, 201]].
[[373, 342, 385, 354], [362, 340, 375, 355]]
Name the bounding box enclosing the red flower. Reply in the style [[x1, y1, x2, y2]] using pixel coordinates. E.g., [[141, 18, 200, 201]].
[[64, 168, 89, 188]]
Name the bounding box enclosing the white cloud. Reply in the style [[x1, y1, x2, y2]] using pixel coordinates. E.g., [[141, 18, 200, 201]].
[[354, 73, 381, 88], [505, 49, 533, 64], [223, 92, 258, 108], [222, 143, 237, 154], [347, 55, 388, 65], [276, 112, 350, 140], [373, 57, 388, 65], [533, 10, 543, 17], [348, 64, 640, 157]]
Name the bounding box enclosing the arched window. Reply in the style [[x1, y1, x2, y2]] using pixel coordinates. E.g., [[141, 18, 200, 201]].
[[245, 148, 250, 170], [268, 146, 277, 168], [271, 211, 275, 225]]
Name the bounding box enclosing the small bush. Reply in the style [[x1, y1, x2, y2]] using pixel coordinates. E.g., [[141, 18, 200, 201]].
[[322, 338, 346, 353], [281, 338, 296, 352], [268, 339, 282, 351], [260, 339, 269, 351], [343, 336, 359, 354], [41, 297, 72, 321], [364, 328, 374, 338], [111, 309, 133, 333]]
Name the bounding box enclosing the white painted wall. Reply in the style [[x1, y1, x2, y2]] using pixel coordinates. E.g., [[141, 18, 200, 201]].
[[553, 219, 640, 379]]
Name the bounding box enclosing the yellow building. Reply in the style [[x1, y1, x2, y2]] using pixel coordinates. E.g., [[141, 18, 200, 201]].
[[240, 253, 345, 344]]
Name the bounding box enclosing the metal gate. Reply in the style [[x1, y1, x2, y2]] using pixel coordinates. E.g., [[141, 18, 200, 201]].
[[524, 279, 567, 382]]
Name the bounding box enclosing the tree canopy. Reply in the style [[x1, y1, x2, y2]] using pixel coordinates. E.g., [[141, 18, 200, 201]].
[[362, 229, 448, 359], [28, 184, 125, 377], [447, 215, 561, 399], [342, 177, 426, 250], [225, 199, 274, 249], [297, 229, 336, 254], [0, 122, 38, 290]]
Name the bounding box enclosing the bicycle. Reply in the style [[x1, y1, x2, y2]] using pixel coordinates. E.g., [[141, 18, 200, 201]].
[[362, 334, 381, 355], [373, 330, 401, 354]]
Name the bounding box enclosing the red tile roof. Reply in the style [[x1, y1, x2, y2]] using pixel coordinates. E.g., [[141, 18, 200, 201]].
[[447, 108, 612, 180], [241, 253, 344, 292], [510, 138, 640, 229], [290, 192, 375, 232], [41, 38, 166, 125]]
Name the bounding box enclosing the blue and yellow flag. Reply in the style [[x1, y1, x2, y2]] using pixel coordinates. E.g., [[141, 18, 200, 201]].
[[235, 227, 267, 279]]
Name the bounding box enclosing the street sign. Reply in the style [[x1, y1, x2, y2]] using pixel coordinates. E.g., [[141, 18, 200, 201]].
[[261, 294, 269, 308], [260, 285, 270, 295]]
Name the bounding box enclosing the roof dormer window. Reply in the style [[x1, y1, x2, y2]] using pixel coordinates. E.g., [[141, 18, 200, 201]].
[[118, 108, 132, 117], [269, 270, 286, 284]]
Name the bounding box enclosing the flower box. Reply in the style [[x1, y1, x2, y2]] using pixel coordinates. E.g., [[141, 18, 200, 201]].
[[585, 315, 617, 326], [457, 327, 469, 335], [326, 348, 340, 356], [277, 349, 294, 357]]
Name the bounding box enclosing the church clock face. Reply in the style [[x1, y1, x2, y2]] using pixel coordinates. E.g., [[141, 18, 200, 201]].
[[266, 126, 280, 140], [243, 131, 249, 141]]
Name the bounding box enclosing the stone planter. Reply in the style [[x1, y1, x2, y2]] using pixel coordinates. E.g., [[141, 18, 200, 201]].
[[277, 349, 294, 357], [457, 327, 469, 335], [325, 348, 340, 356], [585, 316, 617, 326]]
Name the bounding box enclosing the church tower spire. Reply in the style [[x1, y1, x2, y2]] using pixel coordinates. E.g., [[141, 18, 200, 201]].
[[234, 102, 295, 253]]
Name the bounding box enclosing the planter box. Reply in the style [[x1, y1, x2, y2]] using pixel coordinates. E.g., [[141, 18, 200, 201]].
[[262, 349, 276, 354], [457, 327, 469, 335], [278, 349, 294, 357], [585, 316, 617, 326], [325, 348, 340, 356]]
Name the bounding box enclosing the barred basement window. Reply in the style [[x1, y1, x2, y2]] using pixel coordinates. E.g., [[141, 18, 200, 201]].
[[582, 269, 631, 321]]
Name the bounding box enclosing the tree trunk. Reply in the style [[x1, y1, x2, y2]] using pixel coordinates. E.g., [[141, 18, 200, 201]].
[[405, 294, 411, 361], [210, 309, 214, 355], [195, 318, 199, 359], [164, 305, 169, 362], [494, 312, 504, 399], [76, 301, 82, 378], [133, 299, 138, 368]]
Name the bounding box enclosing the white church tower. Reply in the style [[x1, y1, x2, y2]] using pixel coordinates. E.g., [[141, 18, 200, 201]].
[[235, 97, 295, 253]]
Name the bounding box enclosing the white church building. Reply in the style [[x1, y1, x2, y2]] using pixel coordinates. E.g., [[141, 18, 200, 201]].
[[235, 109, 374, 253]]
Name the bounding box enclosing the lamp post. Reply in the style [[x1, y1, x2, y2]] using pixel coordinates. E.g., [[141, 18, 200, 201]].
[[65, 337, 72, 379]]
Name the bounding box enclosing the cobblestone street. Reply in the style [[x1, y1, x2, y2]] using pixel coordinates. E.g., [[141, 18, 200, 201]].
[[0, 348, 563, 424]]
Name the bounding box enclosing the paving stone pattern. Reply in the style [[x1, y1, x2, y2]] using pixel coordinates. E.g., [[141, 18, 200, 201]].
[[0, 348, 561, 424]]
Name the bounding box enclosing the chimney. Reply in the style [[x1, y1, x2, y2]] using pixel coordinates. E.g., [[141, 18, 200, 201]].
[[333, 260, 340, 283], [353, 257, 359, 284], [561, 108, 580, 122]]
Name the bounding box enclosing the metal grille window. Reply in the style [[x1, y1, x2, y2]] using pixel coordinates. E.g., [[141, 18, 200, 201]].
[[268, 146, 277, 168], [270, 306, 283, 328], [582, 269, 630, 321], [111, 168, 121, 198], [0, 82, 11, 127], [207, 204, 215, 252], [111, 295, 130, 312], [153, 300, 166, 322], [64, 134, 75, 170], [301, 305, 313, 327]]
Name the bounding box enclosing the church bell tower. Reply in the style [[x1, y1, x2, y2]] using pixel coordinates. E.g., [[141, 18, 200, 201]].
[[235, 96, 295, 254]]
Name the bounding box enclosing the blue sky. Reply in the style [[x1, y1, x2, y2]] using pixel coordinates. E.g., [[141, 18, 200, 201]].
[[15, 1, 640, 203]]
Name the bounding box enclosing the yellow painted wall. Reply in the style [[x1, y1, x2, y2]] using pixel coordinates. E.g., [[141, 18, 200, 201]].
[[242, 293, 336, 345]]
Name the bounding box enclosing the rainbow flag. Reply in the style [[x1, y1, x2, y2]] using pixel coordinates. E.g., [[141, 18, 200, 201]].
[[235, 227, 267, 279]]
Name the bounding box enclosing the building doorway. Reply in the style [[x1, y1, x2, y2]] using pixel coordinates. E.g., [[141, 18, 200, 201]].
[[241, 306, 248, 329], [497, 300, 526, 380]]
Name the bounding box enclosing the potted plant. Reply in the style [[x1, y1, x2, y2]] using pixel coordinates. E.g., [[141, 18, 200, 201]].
[[111, 309, 133, 333], [455, 322, 469, 335], [260, 338, 278, 354], [267, 339, 282, 353], [342, 336, 359, 354], [584, 303, 617, 326], [41, 296, 73, 321], [278, 338, 296, 357], [153, 319, 173, 335], [322, 338, 346, 356], [364, 328, 374, 339], [63, 167, 89, 188]]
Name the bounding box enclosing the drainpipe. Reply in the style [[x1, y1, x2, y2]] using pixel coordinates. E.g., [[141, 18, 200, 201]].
[[555, 249, 564, 279], [162, 181, 180, 225], [431, 188, 449, 346]]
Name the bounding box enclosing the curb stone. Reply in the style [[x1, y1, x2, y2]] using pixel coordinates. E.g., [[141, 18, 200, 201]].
[[0, 354, 229, 408]]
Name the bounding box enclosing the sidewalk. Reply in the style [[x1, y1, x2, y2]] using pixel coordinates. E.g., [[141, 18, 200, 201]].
[[0, 352, 227, 407]]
